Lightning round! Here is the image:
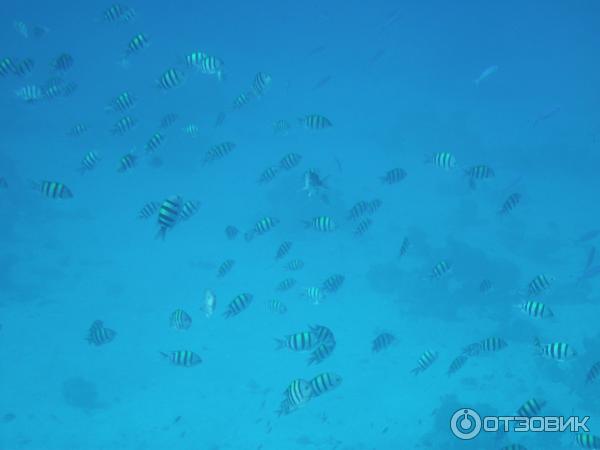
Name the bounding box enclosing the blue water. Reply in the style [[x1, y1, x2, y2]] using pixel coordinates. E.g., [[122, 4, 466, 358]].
[[2, 1, 600, 449]]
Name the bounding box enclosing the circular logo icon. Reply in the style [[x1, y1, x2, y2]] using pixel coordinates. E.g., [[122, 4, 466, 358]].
[[450, 408, 482, 440]]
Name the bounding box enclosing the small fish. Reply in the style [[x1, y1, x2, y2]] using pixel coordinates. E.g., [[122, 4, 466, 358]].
[[533, 105, 560, 127], [12, 58, 35, 77], [108, 91, 135, 112], [145, 132, 165, 153], [520, 300, 554, 319], [279, 153, 302, 170], [157, 68, 185, 90], [202, 289, 216, 318], [0, 58, 16, 77], [203, 142, 236, 164], [252, 71, 272, 97], [354, 218, 372, 236], [398, 237, 410, 258], [577, 230, 600, 243], [86, 320, 116, 346], [299, 114, 332, 129], [347, 201, 370, 221], [102, 4, 134, 22], [278, 379, 313, 416], [479, 279, 493, 293], [276, 331, 319, 352], [137, 201, 159, 219], [225, 225, 239, 240], [304, 216, 336, 232], [516, 398, 545, 417], [217, 259, 235, 277], [273, 120, 291, 135], [308, 338, 336, 365], [156, 195, 183, 240], [169, 309, 192, 330], [223, 293, 253, 318], [276, 278, 296, 291], [499, 193, 521, 215], [32, 181, 73, 199], [474, 65, 498, 86], [321, 274, 344, 293], [284, 259, 304, 271], [160, 350, 202, 367], [429, 260, 452, 279], [526, 274, 553, 297], [309, 372, 342, 397], [275, 241, 292, 260], [303, 287, 325, 305], [258, 166, 279, 184], [465, 164, 495, 189], [463, 337, 507, 356], [180, 200, 200, 221], [51, 53, 74, 72], [411, 350, 438, 375], [372, 333, 396, 353], [68, 124, 88, 137], [245, 216, 279, 241], [182, 124, 200, 137], [534, 339, 577, 361], [585, 362, 600, 384], [117, 153, 137, 173], [198, 55, 225, 80], [380, 168, 407, 184], [112, 116, 136, 135], [160, 113, 179, 128], [125, 33, 149, 56], [15, 85, 43, 103], [184, 50, 209, 68], [79, 151, 101, 173], [215, 111, 226, 127], [447, 354, 468, 376], [266, 299, 287, 314], [427, 152, 456, 170], [232, 91, 253, 109]]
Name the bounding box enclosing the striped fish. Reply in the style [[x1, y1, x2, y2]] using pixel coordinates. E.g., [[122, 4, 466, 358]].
[[516, 398, 545, 417], [347, 200, 370, 220], [535, 339, 577, 361], [427, 151, 456, 170], [225, 225, 239, 240], [463, 337, 507, 356], [575, 434, 600, 449], [169, 309, 192, 330], [276, 331, 318, 352], [32, 181, 73, 199], [160, 350, 202, 367], [112, 116, 136, 135], [245, 216, 279, 241], [252, 71, 272, 97], [354, 218, 372, 236], [203, 142, 236, 164], [217, 259, 235, 278], [447, 354, 469, 376], [258, 166, 279, 184], [232, 91, 253, 109], [125, 33, 149, 56], [68, 124, 88, 137], [51, 53, 73, 72], [180, 200, 200, 221], [13, 58, 34, 77], [308, 338, 336, 365], [86, 320, 116, 346], [266, 299, 287, 314], [304, 216, 336, 232], [520, 300, 553, 319], [145, 132, 165, 153], [0, 57, 15, 76], [275, 241, 292, 259], [198, 55, 225, 80], [465, 164, 495, 189], [526, 274, 553, 297], [273, 119, 291, 135], [585, 361, 600, 384], [372, 333, 396, 353], [137, 201, 159, 219], [182, 124, 199, 137], [279, 153, 302, 170], [223, 293, 253, 318], [310, 325, 335, 344], [79, 151, 101, 173], [411, 350, 438, 375], [429, 260, 452, 279], [381, 168, 407, 184], [157, 68, 185, 89], [479, 279, 492, 293], [160, 113, 179, 128], [499, 193, 521, 215], [102, 4, 133, 22], [299, 114, 332, 129], [156, 195, 182, 240], [108, 91, 135, 112], [284, 259, 304, 271], [15, 84, 43, 103], [309, 372, 342, 397], [184, 50, 209, 68], [321, 274, 344, 293], [276, 278, 296, 291], [278, 379, 312, 416], [303, 286, 325, 305], [398, 237, 410, 258], [117, 153, 136, 172]]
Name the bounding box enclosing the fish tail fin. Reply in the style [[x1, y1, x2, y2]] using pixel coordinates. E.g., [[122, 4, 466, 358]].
[[155, 227, 166, 241], [274, 338, 286, 350]]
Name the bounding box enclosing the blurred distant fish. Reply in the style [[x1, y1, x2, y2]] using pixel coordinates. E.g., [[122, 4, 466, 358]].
[[32, 25, 49, 39], [117, 153, 137, 173], [275, 241, 292, 260], [79, 151, 101, 173], [380, 168, 407, 184], [354, 218, 372, 236], [203, 142, 236, 165], [304, 216, 336, 232], [183, 50, 209, 68], [245, 216, 279, 241], [321, 274, 344, 293], [465, 164, 495, 189], [182, 124, 199, 137], [225, 225, 239, 240], [279, 152, 302, 170], [145, 132, 165, 153], [429, 260, 452, 279], [160, 113, 179, 128], [32, 180, 73, 199], [157, 68, 185, 90], [372, 333, 396, 353], [447, 354, 468, 376], [102, 4, 136, 23], [474, 65, 498, 86], [214, 111, 226, 127], [160, 350, 202, 367], [14, 20, 28, 38], [217, 259, 235, 278], [273, 119, 291, 135], [180, 200, 200, 221], [86, 320, 116, 346], [308, 45, 326, 56], [309, 372, 342, 397], [411, 350, 438, 375], [398, 237, 410, 258], [198, 55, 225, 80], [303, 287, 325, 305], [299, 114, 332, 130], [499, 193, 521, 215], [525, 274, 554, 297], [258, 166, 279, 184], [284, 259, 304, 271], [252, 72, 272, 97], [51, 53, 74, 72], [15, 85, 43, 103], [520, 300, 554, 319], [203, 289, 217, 318], [533, 105, 560, 127], [232, 91, 253, 109], [68, 123, 88, 137], [370, 48, 386, 63], [267, 299, 287, 315], [312, 75, 332, 90], [156, 195, 182, 240], [223, 293, 253, 318], [12, 58, 35, 77], [585, 361, 600, 384], [277, 278, 296, 292], [170, 309, 192, 330], [576, 229, 600, 243], [463, 337, 507, 356], [112, 116, 136, 135], [380, 9, 402, 32], [125, 33, 149, 57], [426, 152, 456, 170], [479, 279, 492, 294], [137, 201, 159, 219], [0, 58, 16, 77], [107, 91, 135, 113]]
